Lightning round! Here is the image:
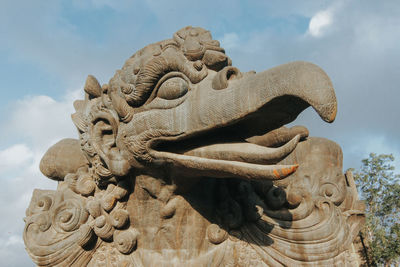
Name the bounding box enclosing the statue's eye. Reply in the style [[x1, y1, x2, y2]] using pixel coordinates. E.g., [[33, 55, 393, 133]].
[[157, 77, 188, 100]]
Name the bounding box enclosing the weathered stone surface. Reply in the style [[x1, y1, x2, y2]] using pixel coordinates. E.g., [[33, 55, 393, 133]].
[[39, 138, 89, 181], [24, 26, 365, 266]]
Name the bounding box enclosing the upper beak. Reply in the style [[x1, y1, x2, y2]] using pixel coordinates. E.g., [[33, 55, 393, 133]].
[[123, 61, 336, 138], [183, 61, 337, 137]]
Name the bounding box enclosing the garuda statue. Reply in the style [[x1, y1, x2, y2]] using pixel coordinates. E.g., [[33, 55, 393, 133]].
[[24, 26, 365, 266]]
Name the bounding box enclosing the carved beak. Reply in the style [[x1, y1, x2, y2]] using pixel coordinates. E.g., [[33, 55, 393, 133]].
[[127, 61, 336, 180], [185, 61, 337, 137]]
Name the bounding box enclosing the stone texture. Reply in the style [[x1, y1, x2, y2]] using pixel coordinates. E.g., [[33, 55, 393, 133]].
[[24, 26, 365, 266], [39, 138, 89, 181]]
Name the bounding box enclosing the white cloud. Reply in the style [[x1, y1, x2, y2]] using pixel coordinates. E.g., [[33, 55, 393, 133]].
[[306, 1, 346, 38], [5, 89, 81, 150], [308, 9, 333, 37], [0, 144, 33, 172]]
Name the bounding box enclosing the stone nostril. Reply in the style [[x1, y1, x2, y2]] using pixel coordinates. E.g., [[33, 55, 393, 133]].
[[226, 69, 238, 81], [212, 66, 242, 90]]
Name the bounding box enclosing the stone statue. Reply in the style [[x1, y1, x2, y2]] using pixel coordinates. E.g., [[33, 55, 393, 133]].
[[24, 26, 365, 266]]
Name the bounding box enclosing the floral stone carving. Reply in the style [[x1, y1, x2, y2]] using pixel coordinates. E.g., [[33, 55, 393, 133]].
[[24, 26, 365, 266]]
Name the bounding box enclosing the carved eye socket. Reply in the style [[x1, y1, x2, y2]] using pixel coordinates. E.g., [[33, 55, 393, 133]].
[[157, 77, 188, 100]]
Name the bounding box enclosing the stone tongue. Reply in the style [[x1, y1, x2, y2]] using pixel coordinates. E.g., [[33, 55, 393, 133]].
[[183, 135, 300, 164], [150, 149, 299, 180], [246, 126, 309, 147]]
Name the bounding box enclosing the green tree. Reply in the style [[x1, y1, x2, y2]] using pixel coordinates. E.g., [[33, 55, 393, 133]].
[[354, 153, 400, 266]]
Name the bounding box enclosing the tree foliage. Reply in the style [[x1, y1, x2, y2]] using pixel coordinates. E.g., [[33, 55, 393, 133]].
[[354, 153, 400, 266]]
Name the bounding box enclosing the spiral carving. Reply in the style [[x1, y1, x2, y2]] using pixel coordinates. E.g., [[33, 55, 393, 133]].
[[29, 194, 53, 216], [24, 189, 95, 266], [37, 195, 52, 211], [111, 209, 130, 229], [53, 198, 89, 233], [319, 179, 346, 205], [77, 173, 96, 196], [94, 215, 114, 240], [114, 229, 139, 254]]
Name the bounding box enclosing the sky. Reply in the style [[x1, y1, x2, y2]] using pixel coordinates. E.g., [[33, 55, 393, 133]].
[[0, 0, 399, 265]]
